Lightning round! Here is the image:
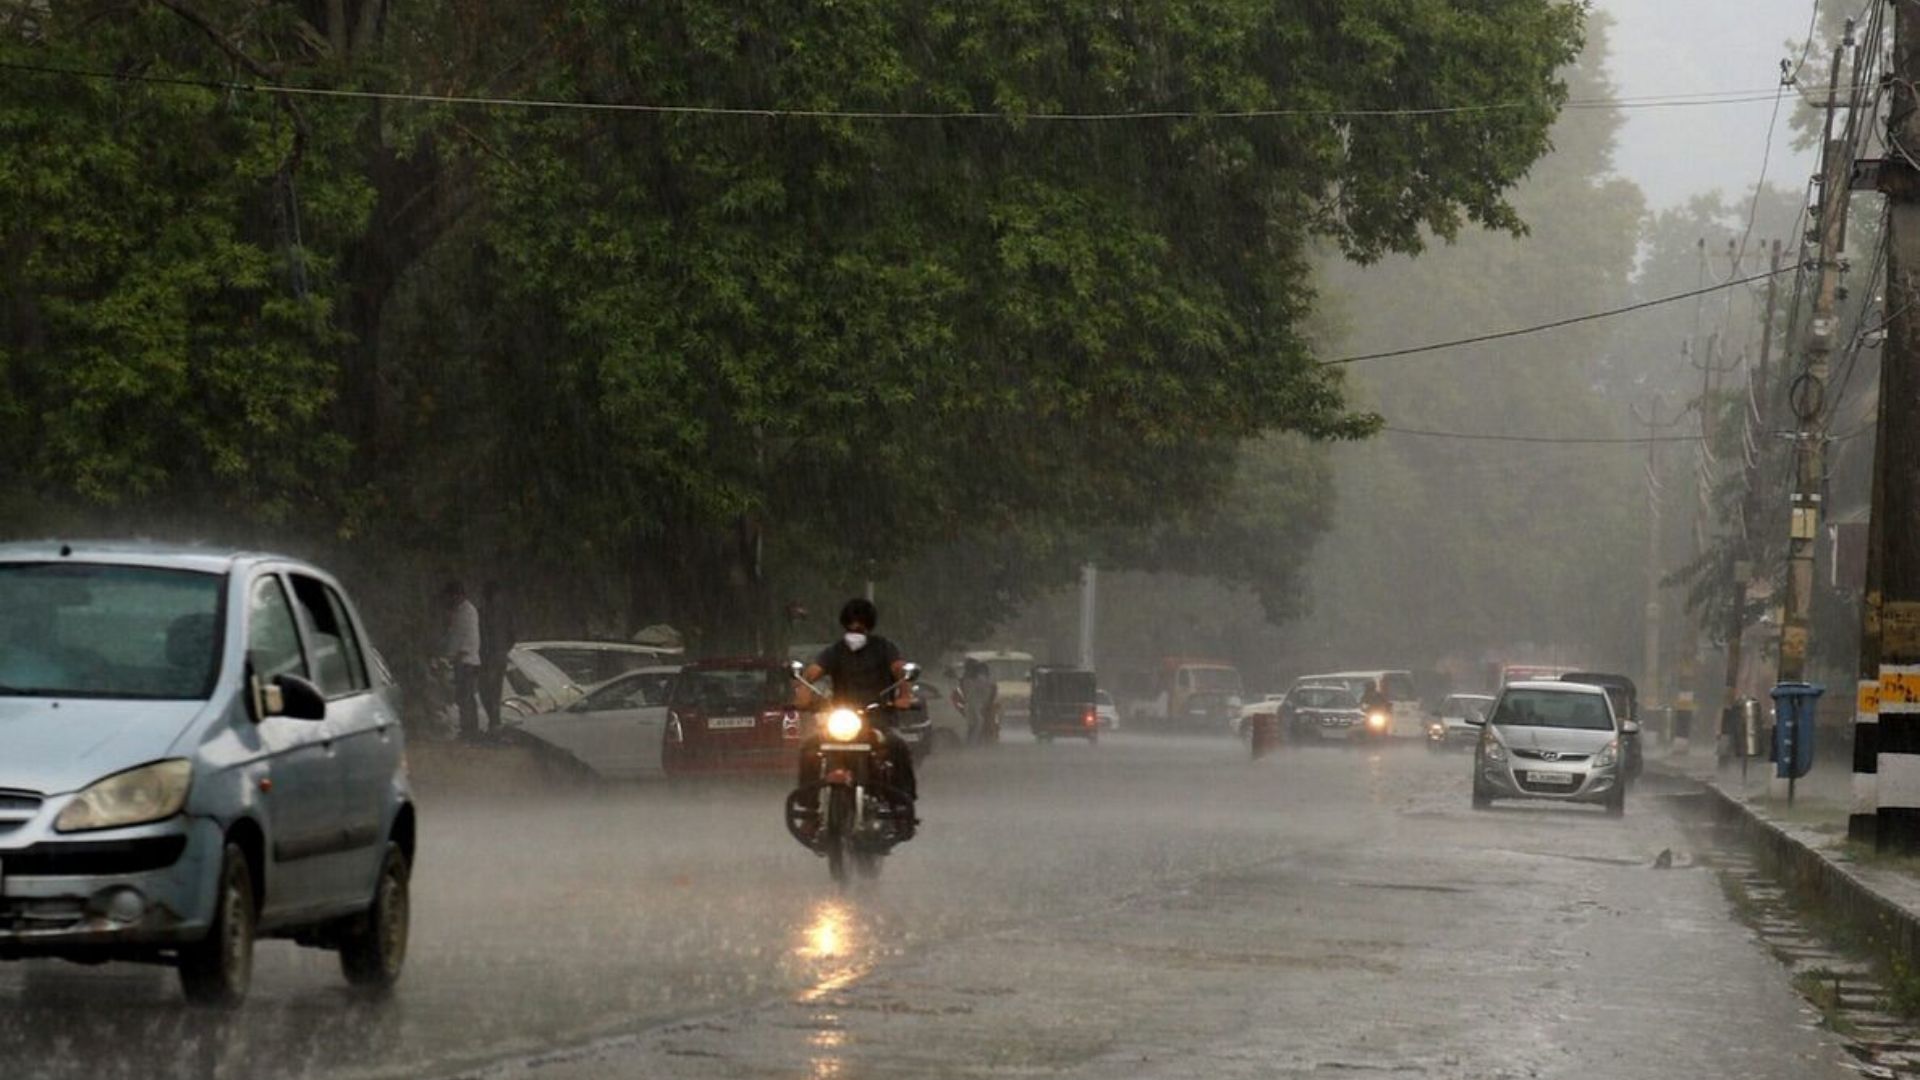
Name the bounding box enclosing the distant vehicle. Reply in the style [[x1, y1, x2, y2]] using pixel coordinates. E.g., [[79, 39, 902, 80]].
[[518, 640, 681, 689], [662, 658, 803, 776], [1292, 669, 1423, 737], [1278, 683, 1368, 742], [0, 542, 415, 1004], [1426, 693, 1495, 752], [909, 677, 970, 751], [1029, 666, 1100, 743], [1469, 680, 1634, 815], [965, 650, 1036, 724], [1136, 658, 1242, 730], [1233, 693, 1289, 740], [1558, 672, 1642, 780], [1094, 689, 1121, 731], [1496, 663, 1577, 687], [513, 665, 678, 780]]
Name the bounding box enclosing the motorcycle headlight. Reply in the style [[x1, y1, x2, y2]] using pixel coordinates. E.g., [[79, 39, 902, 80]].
[[55, 759, 192, 833], [1482, 739, 1508, 763], [824, 708, 864, 742], [1366, 711, 1390, 731], [1593, 739, 1619, 769]]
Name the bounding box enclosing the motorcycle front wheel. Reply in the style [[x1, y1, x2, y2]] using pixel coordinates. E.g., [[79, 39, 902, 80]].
[[825, 786, 854, 886]]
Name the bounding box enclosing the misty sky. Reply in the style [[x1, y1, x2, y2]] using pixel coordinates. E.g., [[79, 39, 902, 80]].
[[1603, 0, 1819, 209]]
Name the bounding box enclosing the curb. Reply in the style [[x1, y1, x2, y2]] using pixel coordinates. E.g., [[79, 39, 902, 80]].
[[1663, 764, 1920, 975]]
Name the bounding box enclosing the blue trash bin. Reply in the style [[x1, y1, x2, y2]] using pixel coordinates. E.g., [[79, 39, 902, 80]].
[[1769, 682, 1824, 781]]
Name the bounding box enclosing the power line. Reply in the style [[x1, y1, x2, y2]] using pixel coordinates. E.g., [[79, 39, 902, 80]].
[[1320, 267, 1795, 366], [1382, 425, 1704, 446], [0, 59, 1876, 121]]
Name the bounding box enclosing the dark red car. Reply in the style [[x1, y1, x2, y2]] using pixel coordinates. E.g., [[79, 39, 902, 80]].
[[661, 658, 804, 776]]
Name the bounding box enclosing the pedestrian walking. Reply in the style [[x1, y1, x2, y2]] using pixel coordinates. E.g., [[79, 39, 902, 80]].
[[441, 580, 482, 741], [960, 659, 997, 745], [479, 580, 517, 735]]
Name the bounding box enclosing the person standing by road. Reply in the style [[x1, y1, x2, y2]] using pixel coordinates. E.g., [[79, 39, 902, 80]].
[[961, 659, 997, 745], [441, 581, 482, 741], [479, 580, 516, 736]]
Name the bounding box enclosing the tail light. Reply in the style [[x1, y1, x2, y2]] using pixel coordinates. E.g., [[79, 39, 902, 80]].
[[1083, 707, 1098, 728]]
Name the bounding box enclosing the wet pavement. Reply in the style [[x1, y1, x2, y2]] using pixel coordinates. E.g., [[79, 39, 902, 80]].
[[1, 734, 1858, 1079]]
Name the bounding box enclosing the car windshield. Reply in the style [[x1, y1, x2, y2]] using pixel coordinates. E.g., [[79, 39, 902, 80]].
[[1095, 690, 1114, 706], [671, 668, 786, 713], [1292, 687, 1356, 709], [1191, 667, 1240, 692], [0, 563, 224, 699], [1491, 689, 1613, 730], [985, 659, 1031, 683]]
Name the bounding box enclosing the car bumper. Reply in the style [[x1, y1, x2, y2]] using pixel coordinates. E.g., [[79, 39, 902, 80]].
[[0, 817, 220, 957], [1478, 758, 1621, 802]]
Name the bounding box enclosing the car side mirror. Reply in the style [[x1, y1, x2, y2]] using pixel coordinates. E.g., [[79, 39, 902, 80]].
[[1621, 720, 1641, 735], [1464, 713, 1486, 726], [262, 673, 326, 721]]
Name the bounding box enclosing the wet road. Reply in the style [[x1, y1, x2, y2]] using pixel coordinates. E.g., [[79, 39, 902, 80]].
[[1, 733, 1854, 1080]]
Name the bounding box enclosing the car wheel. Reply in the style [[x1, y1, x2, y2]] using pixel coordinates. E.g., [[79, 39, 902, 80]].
[[339, 843, 411, 991], [179, 843, 255, 1006]]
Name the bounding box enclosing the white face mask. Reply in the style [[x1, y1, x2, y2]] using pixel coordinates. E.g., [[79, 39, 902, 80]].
[[844, 632, 869, 652]]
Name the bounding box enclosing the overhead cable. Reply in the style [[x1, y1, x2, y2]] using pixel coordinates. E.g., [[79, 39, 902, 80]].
[[1321, 268, 1795, 366], [0, 59, 1878, 121]]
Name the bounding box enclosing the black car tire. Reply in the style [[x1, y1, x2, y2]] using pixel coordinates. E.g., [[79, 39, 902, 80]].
[[1471, 776, 1493, 810], [179, 843, 256, 1006], [340, 843, 411, 991]]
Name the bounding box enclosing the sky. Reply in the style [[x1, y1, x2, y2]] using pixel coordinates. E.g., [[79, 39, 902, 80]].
[[1602, 0, 1821, 210]]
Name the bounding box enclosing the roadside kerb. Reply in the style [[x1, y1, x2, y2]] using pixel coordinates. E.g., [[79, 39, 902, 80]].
[[1656, 761, 1920, 977]]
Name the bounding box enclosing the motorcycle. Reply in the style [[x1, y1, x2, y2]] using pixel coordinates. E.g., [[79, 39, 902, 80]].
[[782, 661, 920, 886]]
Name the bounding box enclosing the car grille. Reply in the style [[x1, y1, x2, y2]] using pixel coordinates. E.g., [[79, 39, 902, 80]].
[[1517, 771, 1587, 794], [3, 836, 188, 877], [0, 792, 43, 838], [1511, 750, 1590, 763]]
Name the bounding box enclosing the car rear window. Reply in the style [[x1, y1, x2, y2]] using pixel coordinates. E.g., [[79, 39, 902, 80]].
[[672, 668, 787, 713]]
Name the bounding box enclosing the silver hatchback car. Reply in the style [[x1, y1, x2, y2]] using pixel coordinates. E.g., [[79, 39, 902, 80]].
[[0, 542, 415, 1004], [1468, 681, 1634, 816]]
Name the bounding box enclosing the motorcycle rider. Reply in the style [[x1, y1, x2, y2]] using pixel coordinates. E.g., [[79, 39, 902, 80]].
[[794, 598, 919, 835]]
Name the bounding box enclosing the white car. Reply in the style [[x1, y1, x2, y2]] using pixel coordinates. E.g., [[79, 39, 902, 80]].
[[519, 639, 683, 688], [513, 666, 678, 779], [502, 646, 589, 716], [1233, 693, 1288, 738], [1095, 690, 1121, 731]]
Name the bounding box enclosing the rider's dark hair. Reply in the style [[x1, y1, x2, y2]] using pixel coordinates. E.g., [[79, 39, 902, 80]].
[[839, 597, 878, 630]]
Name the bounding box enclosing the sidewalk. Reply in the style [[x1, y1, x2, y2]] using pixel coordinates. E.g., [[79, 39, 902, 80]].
[[1650, 742, 1920, 973]]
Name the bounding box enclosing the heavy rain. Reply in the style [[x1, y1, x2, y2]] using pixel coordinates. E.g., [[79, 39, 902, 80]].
[[2, 1, 1917, 1078]]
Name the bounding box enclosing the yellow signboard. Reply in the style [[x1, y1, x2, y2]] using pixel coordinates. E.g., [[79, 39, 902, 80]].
[[1882, 666, 1920, 708]]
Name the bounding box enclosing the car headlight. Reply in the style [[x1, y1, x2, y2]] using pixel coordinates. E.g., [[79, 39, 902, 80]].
[[55, 759, 192, 833], [824, 708, 864, 742], [1482, 739, 1507, 763], [1593, 739, 1619, 769]]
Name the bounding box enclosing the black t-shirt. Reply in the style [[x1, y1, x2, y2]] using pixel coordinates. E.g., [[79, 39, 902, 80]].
[[814, 636, 902, 707]]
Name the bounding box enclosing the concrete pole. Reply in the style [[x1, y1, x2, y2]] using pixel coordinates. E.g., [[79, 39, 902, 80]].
[[1078, 564, 1097, 672]]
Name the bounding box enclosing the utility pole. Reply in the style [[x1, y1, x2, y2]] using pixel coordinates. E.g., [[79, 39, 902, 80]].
[[1078, 564, 1098, 672], [1634, 397, 1680, 717], [1778, 26, 1855, 686], [1679, 331, 1737, 755], [1724, 240, 1787, 757], [1874, 2, 1920, 850]]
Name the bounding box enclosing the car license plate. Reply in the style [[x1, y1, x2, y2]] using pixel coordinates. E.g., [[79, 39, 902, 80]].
[[706, 716, 756, 730], [1528, 771, 1574, 785]]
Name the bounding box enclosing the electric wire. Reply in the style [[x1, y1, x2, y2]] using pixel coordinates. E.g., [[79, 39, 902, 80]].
[[1382, 426, 1704, 446]]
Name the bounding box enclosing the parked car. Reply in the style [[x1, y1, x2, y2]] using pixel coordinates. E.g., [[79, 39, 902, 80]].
[[1426, 693, 1495, 751], [499, 646, 589, 718], [0, 542, 415, 1004], [512, 665, 678, 779], [1469, 680, 1634, 815], [1094, 689, 1121, 732], [518, 640, 681, 689], [662, 658, 803, 776], [1279, 683, 1372, 742]]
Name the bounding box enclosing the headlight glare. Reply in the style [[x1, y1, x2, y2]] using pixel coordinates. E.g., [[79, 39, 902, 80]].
[[55, 759, 192, 833], [824, 708, 864, 742]]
